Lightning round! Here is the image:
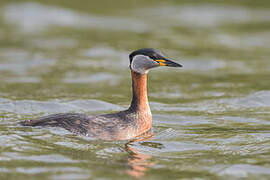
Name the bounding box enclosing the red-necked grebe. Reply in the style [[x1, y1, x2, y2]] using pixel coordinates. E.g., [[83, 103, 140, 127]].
[[19, 48, 182, 141]]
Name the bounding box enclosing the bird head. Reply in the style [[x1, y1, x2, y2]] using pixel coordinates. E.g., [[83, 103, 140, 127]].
[[129, 48, 182, 74]]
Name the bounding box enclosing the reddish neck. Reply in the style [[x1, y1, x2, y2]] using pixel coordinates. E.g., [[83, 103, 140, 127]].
[[129, 70, 151, 114]]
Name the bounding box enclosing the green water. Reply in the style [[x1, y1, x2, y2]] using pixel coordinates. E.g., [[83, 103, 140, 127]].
[[0, 0, 270, 179]]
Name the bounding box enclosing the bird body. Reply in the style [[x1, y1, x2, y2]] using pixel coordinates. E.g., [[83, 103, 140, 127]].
[[19, 48, 182, 141]]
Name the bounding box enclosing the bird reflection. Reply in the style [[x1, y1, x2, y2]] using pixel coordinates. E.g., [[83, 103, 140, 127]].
[[124, 132, 163, 178], [75, 131, 163, 178]]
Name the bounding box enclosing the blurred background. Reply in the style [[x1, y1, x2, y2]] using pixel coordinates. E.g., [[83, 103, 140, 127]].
[[0, 0, 270, 179]]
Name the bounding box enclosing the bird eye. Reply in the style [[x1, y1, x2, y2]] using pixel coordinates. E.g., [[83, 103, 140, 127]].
[[149, 56, 155, 60]]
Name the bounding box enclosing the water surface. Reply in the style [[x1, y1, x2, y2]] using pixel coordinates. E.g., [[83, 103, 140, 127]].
[[0, 0, 270, 179]]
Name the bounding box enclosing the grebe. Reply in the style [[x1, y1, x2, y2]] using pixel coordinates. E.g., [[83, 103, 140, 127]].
[[19, 48, 182, 141]]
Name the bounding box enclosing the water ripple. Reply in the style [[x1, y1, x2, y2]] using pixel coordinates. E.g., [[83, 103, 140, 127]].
[[3, 3, 148, 33], [0, 98, 123, 115]]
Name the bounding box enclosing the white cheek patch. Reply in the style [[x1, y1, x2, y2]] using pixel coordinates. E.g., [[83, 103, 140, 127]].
[[131, 55, 159, 74]]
